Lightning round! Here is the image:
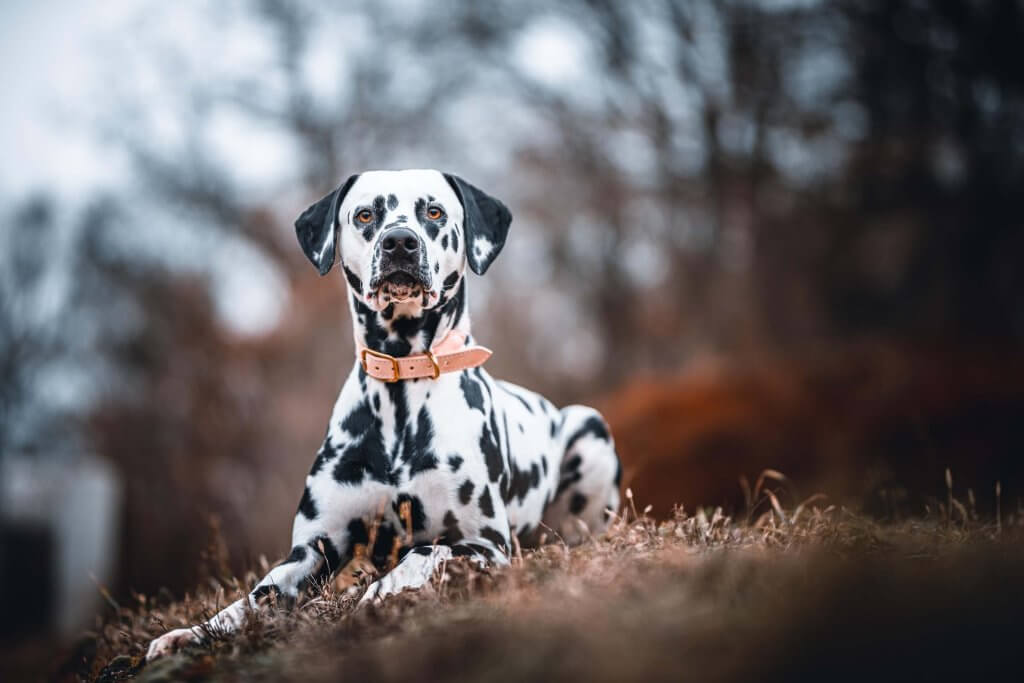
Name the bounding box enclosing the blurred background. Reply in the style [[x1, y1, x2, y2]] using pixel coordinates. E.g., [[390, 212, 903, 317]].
[[1, 0, 1023, 642]]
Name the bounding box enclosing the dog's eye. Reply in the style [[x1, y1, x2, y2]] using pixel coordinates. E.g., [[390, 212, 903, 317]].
[[356, 209, 374, 224], [426, 206, 444, 220]]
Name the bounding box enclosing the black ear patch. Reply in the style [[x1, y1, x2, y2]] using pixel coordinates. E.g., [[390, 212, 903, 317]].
[[444, 173, 512, 276], [295, 174, 359, 275]]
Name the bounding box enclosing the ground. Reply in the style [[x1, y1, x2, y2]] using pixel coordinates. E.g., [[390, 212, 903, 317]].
[[49, 484, 1024, 682]]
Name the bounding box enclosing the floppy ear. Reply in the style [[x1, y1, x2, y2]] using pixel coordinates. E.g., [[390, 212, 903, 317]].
[[294, 174, 359, 275], [444, 173, 512, 275]]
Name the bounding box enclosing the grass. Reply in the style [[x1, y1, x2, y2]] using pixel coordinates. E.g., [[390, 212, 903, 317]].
[[55, 482, 1024, 682]]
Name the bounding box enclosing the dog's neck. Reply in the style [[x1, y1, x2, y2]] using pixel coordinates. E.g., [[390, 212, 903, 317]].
[[348, 279, 470, 357]]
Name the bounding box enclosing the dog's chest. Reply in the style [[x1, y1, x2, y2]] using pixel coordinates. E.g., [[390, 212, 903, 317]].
[[367, 377, 489, 533], [322, 367, 562, 545]]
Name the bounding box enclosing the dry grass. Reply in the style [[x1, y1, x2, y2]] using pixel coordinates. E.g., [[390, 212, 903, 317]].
[[48, 484, 1024, 682]]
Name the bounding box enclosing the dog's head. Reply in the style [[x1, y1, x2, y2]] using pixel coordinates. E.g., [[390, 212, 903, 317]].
[[295, 169, 511, 312]]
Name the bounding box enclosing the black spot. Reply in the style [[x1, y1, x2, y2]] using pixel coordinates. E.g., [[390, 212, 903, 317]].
[[342, 401, 375, 435], [570, 492, 588, 515], [412, 545, 434, 556], [565, 416, 611, 452], [518, 422, 524, 433], [557, 471, 583, 497], [502, 385, 535, 413], [334, 428, 391, 485], [452, 543, 492, 560], [539, 398, 555, 416], [413, 406, 434, 457], [364, 195, 387, 240], [333, 403, 391, 485], [409, 452, 438, 476], [451, 228, 458, 252], [352, 296, 389, 351], [541, 455, 548, 476], [442, 510, 464, 543], [347, 518, 370, 547], [507, 461, 541, 503], [481, 421, 503, 483], [480, 527, 508, 553], [373, 393, 381, 411], [312, 535, 342, 572], [414, 197, 446, 240], [394, 493, 427, 533], [434, 262, 440, 273], [343, 266, 363, 293], [407, 407, 439, 475], [459, 479, 475, 505], [285, 545, 308, 564], [310, 434, 336, 475], [387, 194, 398, 210], [297, 486, 318, 520], [496, 472, 509, 503], [449, 454, 464, 472], [550, 420, 558, 438], [478, 487, 495, 518], [460, 373, 485, 413], [251, 584, 283, 606], [441, 233, 449, 249], [557, 455, 584, 496], [386, 381, 410, 443], [443, 271, 459, 290], [333, 456, 365, 485], [370, 524, 398, 569]]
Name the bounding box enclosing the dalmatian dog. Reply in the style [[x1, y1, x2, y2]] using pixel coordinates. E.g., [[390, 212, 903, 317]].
[[146, 169, 621, 660]]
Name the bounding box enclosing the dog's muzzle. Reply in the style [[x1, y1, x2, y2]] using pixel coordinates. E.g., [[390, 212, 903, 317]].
[[372, 227, 429, 303]]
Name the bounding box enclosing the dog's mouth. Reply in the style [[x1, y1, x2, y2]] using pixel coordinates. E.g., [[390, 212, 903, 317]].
[[368, 268, 432, 307], [380, 271, 423, 301]]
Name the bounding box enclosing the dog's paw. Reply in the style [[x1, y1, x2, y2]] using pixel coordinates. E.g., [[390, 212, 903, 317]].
[[145, 627, 201, 661], [357, 578, 387, 607], [357, 546, 452, 607]]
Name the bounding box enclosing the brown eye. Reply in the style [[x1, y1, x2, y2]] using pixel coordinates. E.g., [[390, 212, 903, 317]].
[[356, 209, 374, 224], [426, 206, 444, 220]]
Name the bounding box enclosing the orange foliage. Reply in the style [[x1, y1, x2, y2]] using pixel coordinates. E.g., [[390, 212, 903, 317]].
[[601, 345, 1024, 518]]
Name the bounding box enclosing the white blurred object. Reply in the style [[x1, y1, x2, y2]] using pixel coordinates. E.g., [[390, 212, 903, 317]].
[[0, 454, 122, 638]]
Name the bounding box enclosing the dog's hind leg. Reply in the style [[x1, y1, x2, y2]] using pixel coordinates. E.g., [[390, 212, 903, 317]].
[[542, 405, 622, 545]]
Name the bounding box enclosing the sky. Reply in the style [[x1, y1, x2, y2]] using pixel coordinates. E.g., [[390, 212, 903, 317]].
[[0, 0, 146, 201], [0, 0, 586, 204]]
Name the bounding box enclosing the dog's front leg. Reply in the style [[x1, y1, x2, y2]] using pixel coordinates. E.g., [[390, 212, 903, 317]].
[[145, 536, 334, 660]]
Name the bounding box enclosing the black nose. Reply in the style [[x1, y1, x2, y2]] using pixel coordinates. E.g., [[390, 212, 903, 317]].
[[381, 227, 420, 259]]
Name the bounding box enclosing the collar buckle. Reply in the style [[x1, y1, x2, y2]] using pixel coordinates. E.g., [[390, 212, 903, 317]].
[[424, 350, 441, 379], [360, 348, 400, 382]]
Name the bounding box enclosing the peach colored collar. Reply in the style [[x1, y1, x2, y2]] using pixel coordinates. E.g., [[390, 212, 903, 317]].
[[357, 330, 491, 382]]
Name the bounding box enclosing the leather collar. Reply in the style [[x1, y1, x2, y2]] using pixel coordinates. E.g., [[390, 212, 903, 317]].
[[357, 330, 491, 382]]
